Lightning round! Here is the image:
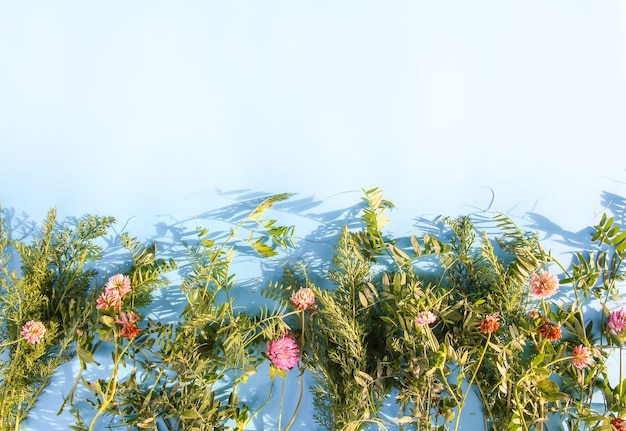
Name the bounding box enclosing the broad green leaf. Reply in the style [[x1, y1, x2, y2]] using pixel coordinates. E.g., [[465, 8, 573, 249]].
[[77, 347, 94, 365], [100, 315, 116, 328], [537, 378, 559, 395]]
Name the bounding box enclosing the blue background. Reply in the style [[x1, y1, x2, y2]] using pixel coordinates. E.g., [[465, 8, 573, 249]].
[[1, 2, 626, 430]]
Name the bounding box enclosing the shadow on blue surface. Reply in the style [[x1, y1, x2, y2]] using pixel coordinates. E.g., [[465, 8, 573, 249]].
[[4, 188, 624, 430]]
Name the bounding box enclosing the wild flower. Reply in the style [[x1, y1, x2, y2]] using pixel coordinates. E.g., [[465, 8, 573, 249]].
[[119, 323, 141, 339], [479, 312, 500, 334], [537, 319, 562, 342], [609, 308, 626, 337], [290, 287, 315, 310], [611, 417, 626, 431], [21, 321, 46, 344], [105, 274, 131, 298], [266, 334, 300, 371], [96, 290, 123, 312], [116, 311, 139, 326], [116, 311, 140, 339], [530, 270, 559, 298], [571, 344, 594, 369], [415, 311, 437, 327], [528, 310, 541, 320]]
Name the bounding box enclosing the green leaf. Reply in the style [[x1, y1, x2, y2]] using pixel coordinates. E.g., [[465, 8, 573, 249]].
[[76, 347, 94, 365], [136, 417, 155, 428], [531, 353, 545, 367], [612, 229, 626, 246], [269, 364, 287, 379], [179, 410, 200, 419], [607, 225, 621, 238], [434, 344, 447, 368], [395, 416, 414, 424], [250, 239, 277, 257], [544, 391, 568, 402], [246, 193, 293, 222], [244, 364, 257, 375], [95, 326, 114, 342], [82, 377, 105, 398], [537, 378, 559, 395], [411, 235, 421, 256], [100, 315, 116, 328], [358, 291, 369, 307], [354, 372, 370, 387]]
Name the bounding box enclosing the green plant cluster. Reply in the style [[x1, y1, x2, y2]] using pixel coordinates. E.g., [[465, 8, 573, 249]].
[[0, 189, 625, 431]]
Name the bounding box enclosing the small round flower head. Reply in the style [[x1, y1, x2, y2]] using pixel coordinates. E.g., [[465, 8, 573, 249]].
[[119, 323, 141, 339], [611, 417, 626, 431], [290, 287, 315, 310], [530, 270, 559, 298], [115, 311, 139, 326], [116, 312, 140, 339], [537, 319, 562, 342], [266, 334, 300, 371], [21, 321, 46, 344], [479, 312, 500, 334], [527, 310, 541, 320], [96, 290, 123, 312], [415, 311, 437, 327], [609, 308, 626, 337], [571, 344, 594, 369], [105, 274, 131, 298]]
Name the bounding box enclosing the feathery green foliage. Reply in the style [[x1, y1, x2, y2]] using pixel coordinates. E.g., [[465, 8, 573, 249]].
[[0, 209, 115, 431], [2, 189, 626, 431], [67, 194, 297, 431]]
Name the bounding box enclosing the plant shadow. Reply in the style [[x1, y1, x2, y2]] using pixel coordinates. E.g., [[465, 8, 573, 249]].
[[5, 187, 625, 431]]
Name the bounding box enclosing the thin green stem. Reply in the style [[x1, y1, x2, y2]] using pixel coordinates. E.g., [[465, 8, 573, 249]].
[[512, 353, 580, 431], [0, 338, 21, 349], [14, 403, 21, 431], [618, 340, 624, 414], [476, 382, 497, 431], [283, 367, 305, 431], [438, 365, 460, 408], [283, 311, 306, 431], [143, 367, 165, 408], [87, 336, 133, 431], [245, 378, 275, 427], [513, 382, 529, 431], [453, 333, 491, 431], [277, 376, 286, 431]]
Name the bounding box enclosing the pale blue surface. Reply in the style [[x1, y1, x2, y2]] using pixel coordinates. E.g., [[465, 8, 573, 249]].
[[1, 2, 626, 430]]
